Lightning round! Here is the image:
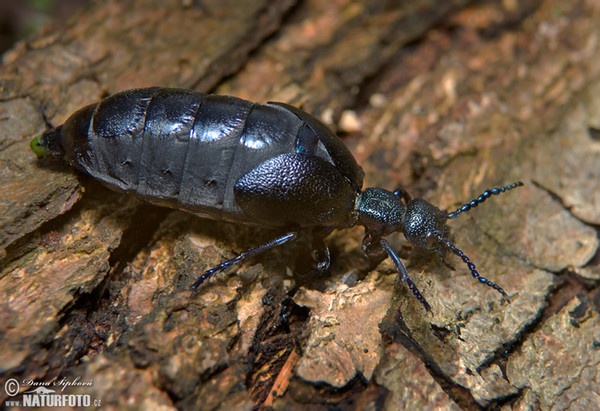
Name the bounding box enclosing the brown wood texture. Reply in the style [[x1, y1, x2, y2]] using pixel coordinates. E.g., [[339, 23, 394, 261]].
[[1, 0, 599, 409]]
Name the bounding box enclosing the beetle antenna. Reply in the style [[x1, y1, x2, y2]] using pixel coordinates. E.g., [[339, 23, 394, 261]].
[[447, 181, 523, 219], [436, 235, 510, 302]]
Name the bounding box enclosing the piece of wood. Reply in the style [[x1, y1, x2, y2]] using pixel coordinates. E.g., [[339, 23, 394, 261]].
[[1, 0, 598, 409]]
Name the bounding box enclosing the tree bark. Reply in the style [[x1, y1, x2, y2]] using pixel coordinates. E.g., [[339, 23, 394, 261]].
[[1, 0, 598, 409]]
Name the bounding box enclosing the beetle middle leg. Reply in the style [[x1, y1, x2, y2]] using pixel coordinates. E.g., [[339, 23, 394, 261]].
[[191, 232, 299, 291], [312, 227, 334, 272]]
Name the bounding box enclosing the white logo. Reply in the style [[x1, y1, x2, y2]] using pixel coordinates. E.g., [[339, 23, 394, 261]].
[[4, 378, 20, 397], [3, 377, 101, 408], [25, 387, 56, 395]]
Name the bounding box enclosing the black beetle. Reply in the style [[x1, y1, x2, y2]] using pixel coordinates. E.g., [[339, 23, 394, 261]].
[[31, 87, 522, 311]]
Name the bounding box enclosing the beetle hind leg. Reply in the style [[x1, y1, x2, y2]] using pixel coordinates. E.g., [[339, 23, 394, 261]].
[[191, 232, 299, 291]]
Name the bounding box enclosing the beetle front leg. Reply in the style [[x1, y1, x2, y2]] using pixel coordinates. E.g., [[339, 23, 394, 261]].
[[364, 234, 431, 311], [379, 239, 431, 311], [191, 232, 299, 291], [362, 232, 386, 267]]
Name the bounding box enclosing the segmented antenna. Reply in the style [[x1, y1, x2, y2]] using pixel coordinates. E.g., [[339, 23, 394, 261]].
[[447, 182, 523, 219], [436, 236, 510, 302]]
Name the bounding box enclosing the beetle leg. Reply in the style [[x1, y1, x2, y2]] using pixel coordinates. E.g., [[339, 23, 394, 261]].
[[392, 187, 411, 203], [191, 232, 299, 291], [379, 238, 431, 312], [313, 242, 331, 272], [312, 227, 333, 272], [362, 232, 386, 266]]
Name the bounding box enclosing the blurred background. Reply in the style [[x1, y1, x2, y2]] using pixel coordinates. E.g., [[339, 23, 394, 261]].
[[0, 0, 89, 53]]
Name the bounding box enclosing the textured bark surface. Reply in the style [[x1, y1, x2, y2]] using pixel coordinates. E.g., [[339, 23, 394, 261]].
[[1, 0, 599, 410]]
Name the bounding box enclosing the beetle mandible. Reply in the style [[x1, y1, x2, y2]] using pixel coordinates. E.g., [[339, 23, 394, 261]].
[[31, 87, 523, 311]]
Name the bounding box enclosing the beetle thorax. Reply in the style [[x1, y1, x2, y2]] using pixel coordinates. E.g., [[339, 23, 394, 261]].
[[356, 188, 405, 236]]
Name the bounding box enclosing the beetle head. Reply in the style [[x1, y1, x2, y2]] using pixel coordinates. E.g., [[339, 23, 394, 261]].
[[355, 183, 523, 308]]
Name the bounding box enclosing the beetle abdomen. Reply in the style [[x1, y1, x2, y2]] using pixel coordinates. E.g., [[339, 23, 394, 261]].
[[35, 88, 363, 226]]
